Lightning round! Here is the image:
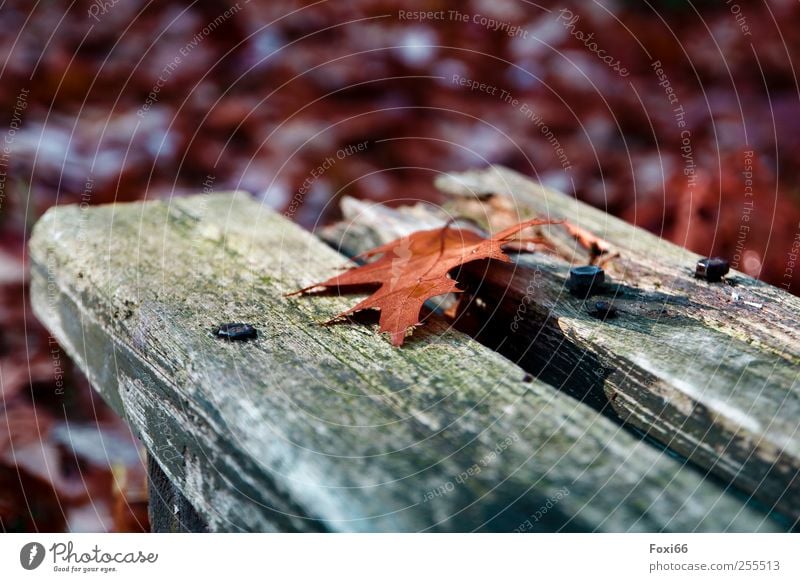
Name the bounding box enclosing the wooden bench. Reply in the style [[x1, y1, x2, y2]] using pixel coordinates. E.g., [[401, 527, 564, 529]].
[[28, 166, 799, 532]]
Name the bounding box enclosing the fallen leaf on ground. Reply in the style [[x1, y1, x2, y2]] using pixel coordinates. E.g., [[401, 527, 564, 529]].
[[563, 220, 613, 259], [292, 218, 554, 345]]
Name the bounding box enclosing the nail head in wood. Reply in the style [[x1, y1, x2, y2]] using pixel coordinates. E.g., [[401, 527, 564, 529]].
[[695, 257, 730, 282], [213, 323, 258, 341], [591, 300, 618, 319], [569, 265, 605, 296]]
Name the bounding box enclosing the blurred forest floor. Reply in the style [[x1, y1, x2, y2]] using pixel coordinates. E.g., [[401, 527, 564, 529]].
[[1, 0, 799, 531]]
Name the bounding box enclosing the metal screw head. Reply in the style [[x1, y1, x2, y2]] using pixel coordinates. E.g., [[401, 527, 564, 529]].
[[568, 265, 605, 296], [695, 257, 730, 282], [591, 300, 618, 319], [213, 323, 258, 341]]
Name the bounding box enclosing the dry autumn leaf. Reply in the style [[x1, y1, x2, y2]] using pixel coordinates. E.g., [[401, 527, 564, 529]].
[[562, 220, 612, 259], [292, 218, 554, 345]]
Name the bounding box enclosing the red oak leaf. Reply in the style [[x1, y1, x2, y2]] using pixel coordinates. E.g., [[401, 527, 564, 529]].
[[293, 218, 553, 345], [563, 220, 612, 258]]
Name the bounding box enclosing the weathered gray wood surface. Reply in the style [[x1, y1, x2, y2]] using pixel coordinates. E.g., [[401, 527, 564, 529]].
[[323, 165, 800, 525], [29, 192, 785, 531], [147, 454, 208, 533]]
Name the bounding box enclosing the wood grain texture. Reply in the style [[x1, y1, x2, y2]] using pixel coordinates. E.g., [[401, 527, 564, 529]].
[[325, 165, 799, 523], [29, 192, 784, 531], [147, 454, 208, 533]]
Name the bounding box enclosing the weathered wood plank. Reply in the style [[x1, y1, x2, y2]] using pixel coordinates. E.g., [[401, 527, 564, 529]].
[[437, 167, 800, 522], [324, 165, 800, 522], [29, 192, 784, 531], [147, 454, 208, 533]]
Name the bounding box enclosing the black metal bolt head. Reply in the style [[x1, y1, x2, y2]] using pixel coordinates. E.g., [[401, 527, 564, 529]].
[[568, 265, 605, 296], [695, 257, 730, 282], [214, 322, 258, 341], [591, 300, 618, 319]]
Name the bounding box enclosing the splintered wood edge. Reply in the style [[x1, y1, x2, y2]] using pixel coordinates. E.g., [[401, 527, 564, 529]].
[[28, 192, 781, 532]]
